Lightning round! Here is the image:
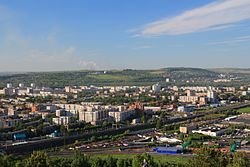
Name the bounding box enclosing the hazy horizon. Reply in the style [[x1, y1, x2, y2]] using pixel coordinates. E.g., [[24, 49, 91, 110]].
[[0, 67, 250, 73]]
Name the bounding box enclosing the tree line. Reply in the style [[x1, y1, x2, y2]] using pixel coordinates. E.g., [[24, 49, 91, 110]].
[[0, 147, 249, 167]]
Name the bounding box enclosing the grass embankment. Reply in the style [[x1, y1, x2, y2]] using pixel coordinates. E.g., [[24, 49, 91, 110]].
[[237, 107, 250, 114], [202, 114, 225, 119], [87, 74, 135, 82]]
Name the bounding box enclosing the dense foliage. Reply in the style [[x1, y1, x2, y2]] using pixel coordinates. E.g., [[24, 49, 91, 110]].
[[0, 148, 249, 167]]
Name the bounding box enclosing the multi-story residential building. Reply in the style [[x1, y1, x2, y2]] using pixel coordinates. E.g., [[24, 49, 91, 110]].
[[181, 86, 207, 92], [199, 97, 208, 105], [79, 106, 109, 125], [3, 88, 15, 96], [179, 125, 197, 134], [186, 89, 195, 96], [53, 116, 71, 125], [8, 106, 17, 116], [152, 83, 161, 93], [0, 117, 20, 128], [179, 96, 199, 103], [207, 90, 216, 99], [16, 88, 28, 96], [242, 91, 250, 96], [55, 104, 84, 113], [108, 108, 136, 122], [6, 83, 12, 88]]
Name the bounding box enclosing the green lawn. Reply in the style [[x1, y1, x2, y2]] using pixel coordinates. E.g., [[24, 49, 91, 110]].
[[237, 107, 250, 114], [93, 153, 190, 164]]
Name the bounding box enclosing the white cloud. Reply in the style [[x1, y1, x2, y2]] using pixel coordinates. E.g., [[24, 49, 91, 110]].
[[137, 0, 250, 36], [65, 46, 75, 55], [208, 35, 250, 45], [133, 45, 152, 50], [22, 47, 97, 71], [0, 43, 97, 72], [78, 60, 97, 69], [237, 35, 250, 40]]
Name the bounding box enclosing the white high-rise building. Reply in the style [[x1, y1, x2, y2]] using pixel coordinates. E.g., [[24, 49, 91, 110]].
[[152, 83, 161, 93], [186, 89, 195, 96], [7, 83, 12, 88], [31, 83, 36, 88], [207, 90, 216, 99], [19, 83, 24, 88]]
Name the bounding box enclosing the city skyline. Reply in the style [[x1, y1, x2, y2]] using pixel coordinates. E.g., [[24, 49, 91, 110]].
[[0, 0, 250, 71]]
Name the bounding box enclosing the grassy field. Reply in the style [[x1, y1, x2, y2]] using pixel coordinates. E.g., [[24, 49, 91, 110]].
[[93, 153, 191, 164], [237, 107, 250, 114], [149, 70, 166, 75], [87, 74, 135, 81]]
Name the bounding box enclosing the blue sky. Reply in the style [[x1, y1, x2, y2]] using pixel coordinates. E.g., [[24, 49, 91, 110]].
[[0, 0, 250, 71]]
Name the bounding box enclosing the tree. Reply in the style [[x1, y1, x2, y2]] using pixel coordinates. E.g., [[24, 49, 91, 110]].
[[91, 157, 103, 167], [49, 157, 72, 167], [26, 126, 34, 137], [156, 119, 162, 129], [141, 153, 154, 167], [102, 121, 108, 127], [0, 154, 15, 167], [132, 155, 141, 167], [179, 133, 184, 141], [116, 159, 125, 167], [132, 154, 154, 167], [227, 152, 250, 167], [90, 136, 97, 142], [15, 122, 25, 130], [124, 158, 132, 167], [71, 151, 90, 167], [141, 115, 146, 124], [188, 147, 227, 167], [60, 125, 66, 133], [36, 124, 45, 136], [104, 156, 117, 167], [15, 160, 25, 167], [25, 151, 49, 167]]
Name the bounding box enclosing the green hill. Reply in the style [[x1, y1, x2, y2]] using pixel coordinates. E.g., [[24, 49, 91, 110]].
[[2, 67, 248, 87], [210, 68, 250, 74]]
